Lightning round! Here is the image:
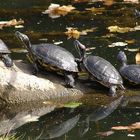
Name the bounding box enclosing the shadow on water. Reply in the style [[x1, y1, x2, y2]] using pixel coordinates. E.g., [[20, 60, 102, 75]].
[[0, 0, 140, 139]]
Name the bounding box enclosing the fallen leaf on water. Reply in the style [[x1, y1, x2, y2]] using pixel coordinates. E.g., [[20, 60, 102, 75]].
[[125, 48, 139, 52], [15, 25, 24, 29], [111, 122, 140, 131], [0, 19, 24, 29], [125, 39, 135, 44], [42, 3, 75, 18], [127, 134, 135, 137], [64, 102, 82, 108], [107, 26, 134, 33], [86, 7, 105, 14], [135, 52, 140, 64], [65, 27, 95, 39], [96, 130, 114, 137], [65, 27, 81, 39], [124, 0, 139, 4], [103, 0, 115, 6], [108, 42, 127, 48]]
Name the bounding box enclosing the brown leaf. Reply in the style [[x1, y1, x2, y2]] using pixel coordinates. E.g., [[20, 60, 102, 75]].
[[86, 7, 105, 14], [125, 39, 135, 44], [103, 0, 115, 6], [111, 122, 140, 131], [124, 0, 139, 4], [64, 27, 95, 39], [111, 126, 130, 130], [107, 26, 134, 33], [0, 19, 24, 29], [42, 4, 75, 18], [65, 27, 81, 39]]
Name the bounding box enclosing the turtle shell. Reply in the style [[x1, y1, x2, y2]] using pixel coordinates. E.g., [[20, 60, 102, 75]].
[[31, 43, 78, 72], [0, 39, 11, 54], [83, 55, 123, 87], [120, 65, 140, 84]]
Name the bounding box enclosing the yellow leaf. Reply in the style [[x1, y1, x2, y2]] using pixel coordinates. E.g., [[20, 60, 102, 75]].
[[125, 39, 135, 44], [107, 26, 134, 33], [42, 4, 75, 18]]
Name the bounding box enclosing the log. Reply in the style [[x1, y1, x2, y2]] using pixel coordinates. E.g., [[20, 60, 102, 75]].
[[0, 60, 84, 104], [0, 60, 139, 105]]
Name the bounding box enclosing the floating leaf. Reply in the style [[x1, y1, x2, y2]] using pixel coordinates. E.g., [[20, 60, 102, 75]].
[[107, 26, 134, 33], [125, 48, 139, 52], [125, 39, 135, 44], [108, 42, 127, 48], [111, 122, 140, 131], [96, 130, 114, 137], [103, 0, 115, 6], [64, 102, 82, 108], [65, 27, 81, 39], [42, 3, 75, 18], [124, 0, 139, 4], [135, 52, 140, 64], [86, 7, 105, 14], [0, 19, 24, 29], [127, 134, 135, 137], [65, 27, 95, 39]]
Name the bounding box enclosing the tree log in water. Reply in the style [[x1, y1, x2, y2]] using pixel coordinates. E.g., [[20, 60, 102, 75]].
[[0, 60, 83, 104]]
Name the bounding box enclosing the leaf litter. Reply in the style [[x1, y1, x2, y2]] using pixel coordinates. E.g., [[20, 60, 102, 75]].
[[42, 3, 75, 18]]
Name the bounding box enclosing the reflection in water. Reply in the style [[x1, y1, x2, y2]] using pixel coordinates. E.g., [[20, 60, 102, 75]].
[[39, 114, 80, 139], [79, 95, 123, 136]]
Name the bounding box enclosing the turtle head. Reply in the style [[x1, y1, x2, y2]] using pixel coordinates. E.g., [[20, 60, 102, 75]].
[[74, 40, 86, 60], [15, 31, 31, 49], [117, 51, 127, 66]]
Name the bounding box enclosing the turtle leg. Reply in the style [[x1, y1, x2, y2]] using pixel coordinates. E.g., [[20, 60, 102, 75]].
[[32, 62, 39, 75], [2, 54, 13, 67], [64, 71, 75, 88], [109, 86, 117, 97]]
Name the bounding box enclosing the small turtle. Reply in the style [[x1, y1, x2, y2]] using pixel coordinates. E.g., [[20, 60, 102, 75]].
[[117, 51, 140, 84], [0, 39, 13, 67], [74, 40, 125, 96], [15, 31, 78, 88]]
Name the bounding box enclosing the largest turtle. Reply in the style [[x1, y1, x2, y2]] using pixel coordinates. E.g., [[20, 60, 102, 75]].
[[74, 40, 125, 96], [15, 31, 78, 88]]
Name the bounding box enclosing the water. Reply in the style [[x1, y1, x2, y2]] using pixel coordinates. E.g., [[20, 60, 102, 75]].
[[0, 0, 140, 139]]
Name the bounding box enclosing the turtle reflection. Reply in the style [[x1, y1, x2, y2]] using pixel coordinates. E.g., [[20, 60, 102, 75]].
[[79, 95, 123, 136]]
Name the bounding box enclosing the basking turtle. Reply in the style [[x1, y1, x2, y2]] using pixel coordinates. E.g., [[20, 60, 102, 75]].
[[15, 31, 78, 88], [74, 40, 125, 96], [117, 51, 140, 84], [0, 39, 13, 67]]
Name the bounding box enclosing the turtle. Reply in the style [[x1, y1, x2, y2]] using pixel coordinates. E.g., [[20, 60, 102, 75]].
[[0, 39, 13, 67], [74, 40, 125, 96], [15, 31, 78, 88], [117, 51, 140, 84]]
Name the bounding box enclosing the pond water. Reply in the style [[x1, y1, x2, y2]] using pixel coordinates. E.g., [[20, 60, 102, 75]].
[[0, 0, 140, 139]]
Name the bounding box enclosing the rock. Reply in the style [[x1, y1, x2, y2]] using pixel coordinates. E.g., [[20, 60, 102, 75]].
[[0, 60, 83, 104]]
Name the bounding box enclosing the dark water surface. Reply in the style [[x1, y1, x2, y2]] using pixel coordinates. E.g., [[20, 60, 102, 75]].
[[0, 0, 140, 139]]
